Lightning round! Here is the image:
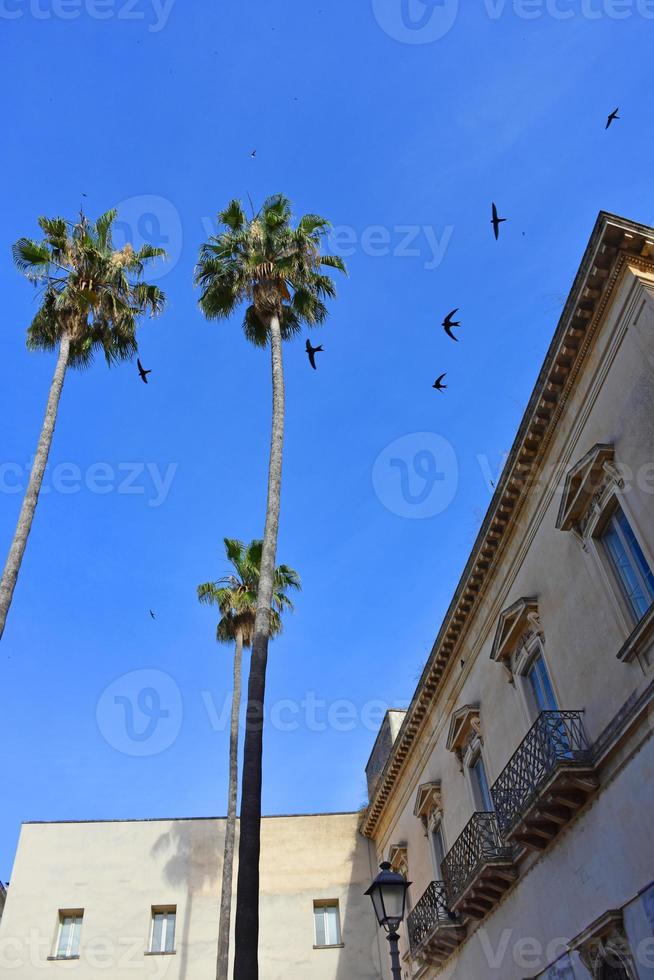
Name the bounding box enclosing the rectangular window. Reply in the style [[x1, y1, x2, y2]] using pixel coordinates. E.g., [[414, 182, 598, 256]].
[[602, 506, 654, 621], [313, 901, 342, 948], [431, 825, 446, 880], [527, 654, 558, 713], [471, 756, 494, 812], [55, 911, 83, 959], [150, 907, 176, 954]]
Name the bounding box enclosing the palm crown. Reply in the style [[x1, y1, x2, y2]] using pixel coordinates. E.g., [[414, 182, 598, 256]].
[[198, 538, 301, 647], [194, 194, 346, 346], [12, 210, 166, 368]]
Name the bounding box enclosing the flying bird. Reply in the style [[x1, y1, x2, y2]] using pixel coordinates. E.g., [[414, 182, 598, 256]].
[[149, 610, 156, 620], [251, 149, 257, 158], [432, 373, 447, 392], [305, 339, 323, 370], [605, 107, 620, 129], [442, 309, 460, 341], [491, 202, 507, 240], [137, 358, 152, 384]]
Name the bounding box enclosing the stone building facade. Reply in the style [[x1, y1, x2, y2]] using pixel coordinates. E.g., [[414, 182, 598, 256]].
[[362, 212, 654, 979]]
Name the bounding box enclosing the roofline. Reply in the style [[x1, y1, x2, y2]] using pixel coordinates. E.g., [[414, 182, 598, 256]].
[[361, 210, 654, 838], [22, 811, 362, 827], [364, 708, 408, 773]]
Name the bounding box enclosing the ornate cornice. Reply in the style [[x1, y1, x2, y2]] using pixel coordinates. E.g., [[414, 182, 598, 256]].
[[360, 213, 654, 839]]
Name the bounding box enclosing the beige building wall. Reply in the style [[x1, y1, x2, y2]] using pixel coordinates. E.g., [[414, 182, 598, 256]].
[[363, 215, 654, 979], [0, 813, 385, 979]]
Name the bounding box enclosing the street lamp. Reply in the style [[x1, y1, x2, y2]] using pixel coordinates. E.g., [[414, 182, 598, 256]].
[[365, 862, 411, 980]]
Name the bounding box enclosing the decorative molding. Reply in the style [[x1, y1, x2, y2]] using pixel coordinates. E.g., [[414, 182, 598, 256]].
[[490, 597, 541, 664], [388, 842, 408, 874], [446, 706, 481, 770], [412, 781, 442, 834], [556, 443, 622, 534], [360, 215, 654, 839], [571, 909, 638, 978]]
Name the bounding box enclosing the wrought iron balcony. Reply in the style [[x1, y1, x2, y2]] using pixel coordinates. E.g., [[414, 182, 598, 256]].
[[491, 710, 598, 850], [406, 881, 464, 964], [442, 812, 516, 920]]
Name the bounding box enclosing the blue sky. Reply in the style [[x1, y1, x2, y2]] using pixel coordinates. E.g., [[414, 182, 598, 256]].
[[1, 0, 653, 880]]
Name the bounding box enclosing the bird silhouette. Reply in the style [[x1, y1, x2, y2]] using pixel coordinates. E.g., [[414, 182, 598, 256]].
[[137, 358, 152, 384], [306, 339, 323, 370], [251, 149, 257, 158], [432, 373, 447, 392], [606, 107, 620, 129], [150, 610, 156, 620], [491, 202, 507, 240], [442, 309, 461, 341]]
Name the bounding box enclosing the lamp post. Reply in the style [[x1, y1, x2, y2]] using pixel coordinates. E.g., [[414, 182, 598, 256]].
[[365, 862, 411, 980]]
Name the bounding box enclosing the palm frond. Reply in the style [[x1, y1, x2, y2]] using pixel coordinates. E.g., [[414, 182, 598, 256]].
[[243, 305, 270, 347], [320, 254, 348, 274], [12, 238, 52, 276], [219, 200, 247, 232], [298, 214, 331, 236], [95, 209, 118, 249]]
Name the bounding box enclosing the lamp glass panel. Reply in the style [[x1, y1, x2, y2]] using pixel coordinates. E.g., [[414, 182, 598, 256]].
[[370, 886, 386, 926], [380, 882, 405, 921]]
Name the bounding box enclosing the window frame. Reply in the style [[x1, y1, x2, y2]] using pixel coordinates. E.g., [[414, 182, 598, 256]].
[[515, 637, 560, 723], [312, 899, 343, 950], [52, 910, 83, 961], [584, 489, 654, 634], [429, 816, 448, 882], [148, 906, 177, 955], [463, 738, 494, 814], [599, 502, 654, 623]]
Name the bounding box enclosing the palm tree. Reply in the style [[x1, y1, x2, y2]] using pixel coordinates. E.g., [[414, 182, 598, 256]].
[[0, 211, 166, 640], [195, 194, 345, 979], [198, 538, 300, 980]]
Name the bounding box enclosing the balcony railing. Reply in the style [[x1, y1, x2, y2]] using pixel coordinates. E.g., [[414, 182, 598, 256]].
[[407, 881, 456, 954], [442, 811, 513, 904], [491, 710, 592, 838]]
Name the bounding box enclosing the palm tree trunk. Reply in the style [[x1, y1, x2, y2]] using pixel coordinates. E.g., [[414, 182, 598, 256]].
[[233, 314, 285, 980], [216, 627, 243, 980], [0, 332, 71, 641]]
